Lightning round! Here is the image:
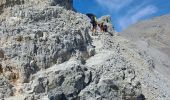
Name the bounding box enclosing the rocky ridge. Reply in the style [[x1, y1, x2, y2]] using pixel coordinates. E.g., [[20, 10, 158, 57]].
[[0, 0, 170, 100]]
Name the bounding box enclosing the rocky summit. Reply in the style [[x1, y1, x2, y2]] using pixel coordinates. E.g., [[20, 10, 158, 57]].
[[0, 0, 170, 100]]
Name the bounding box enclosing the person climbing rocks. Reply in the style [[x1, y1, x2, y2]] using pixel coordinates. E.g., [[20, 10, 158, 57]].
[[103, 24, 108, 32], [98, 22, 108, 32], [98, 22, 104, 32], [86, 13, 97, 35]]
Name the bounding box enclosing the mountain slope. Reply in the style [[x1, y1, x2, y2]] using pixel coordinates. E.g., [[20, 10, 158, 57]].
[[0, 0, 170, 100], [121, 14, 170, 79]]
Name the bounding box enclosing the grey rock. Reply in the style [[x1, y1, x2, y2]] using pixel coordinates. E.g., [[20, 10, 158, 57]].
[[1, 0, 170, 100], [0, 77, 14, 98], [21, 64, 92, 100]]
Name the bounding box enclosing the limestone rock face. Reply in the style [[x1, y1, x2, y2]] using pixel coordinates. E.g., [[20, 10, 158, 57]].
[[0, 0, 73, 15], [51, 0, 74, 10], [0, 77, 14, 98], [1, 0, 170, 100], [0, 2, 93, 83], [0, 0, 23, 9]]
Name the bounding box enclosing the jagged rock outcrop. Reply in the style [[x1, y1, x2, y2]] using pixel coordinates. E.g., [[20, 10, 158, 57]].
[[0, 0, 74, 16], [0, 0, 93, 83], [1, 0, 170, 100]]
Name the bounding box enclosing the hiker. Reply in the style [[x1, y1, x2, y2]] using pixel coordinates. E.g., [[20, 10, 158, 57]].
[[86, 13, 97, 34], [98, 22, 108, 32], [98, 22, 104, 32], [103, 24, 108, 32]]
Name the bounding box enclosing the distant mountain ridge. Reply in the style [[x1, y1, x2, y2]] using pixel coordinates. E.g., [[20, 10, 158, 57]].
[[121, 14, 170, 79]]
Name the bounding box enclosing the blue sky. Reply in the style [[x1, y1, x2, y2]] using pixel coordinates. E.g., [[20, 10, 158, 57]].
[[73, 0, 170, 32]]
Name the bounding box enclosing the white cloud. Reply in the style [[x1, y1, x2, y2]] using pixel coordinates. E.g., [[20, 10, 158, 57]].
[[95, 0, 158, 31], [118, 5, 158, 30], [96, 0, 133, 11]]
